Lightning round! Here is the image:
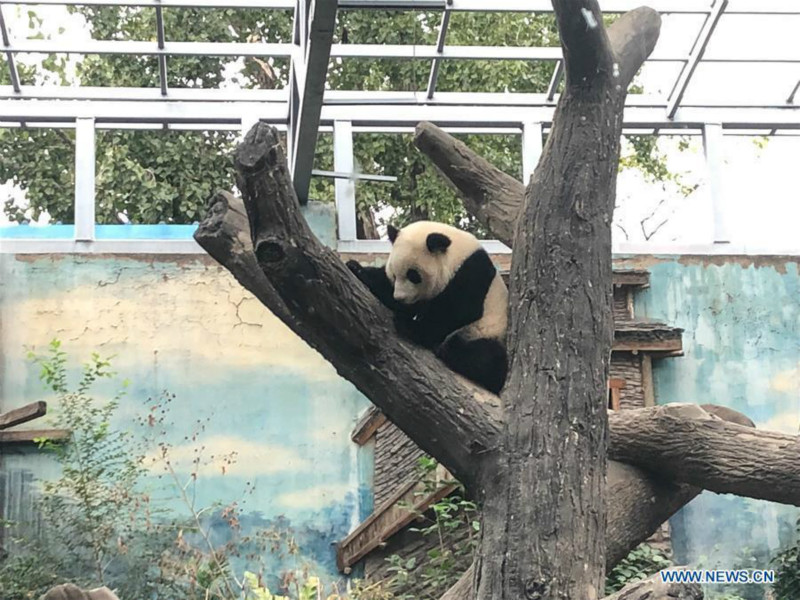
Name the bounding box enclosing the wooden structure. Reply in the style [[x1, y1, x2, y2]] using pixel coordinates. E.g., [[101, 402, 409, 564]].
[[0, 401, 67, 444], [337, 267, 684, 592]]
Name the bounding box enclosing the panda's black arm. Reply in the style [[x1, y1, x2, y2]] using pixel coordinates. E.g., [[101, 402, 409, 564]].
[[346, 261, 402, 312], [414, 250, 496, 337]]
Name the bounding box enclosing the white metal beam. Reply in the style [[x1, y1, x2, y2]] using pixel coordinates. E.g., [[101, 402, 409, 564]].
[[4, 238, 800, 257], [6, 39, 293, 56], [667, 0, 728, 119], [333, 120, 357, 241], [0, 0, 794, 14], [702, 123, 729, 244], [2, 101, 800, 130], [74, 118, 96, 242], [0, 4, 20, 93], [6, 39, 799, 63]]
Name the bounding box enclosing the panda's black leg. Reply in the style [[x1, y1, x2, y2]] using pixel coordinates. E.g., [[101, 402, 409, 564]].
[[436, 333, 508, 394]]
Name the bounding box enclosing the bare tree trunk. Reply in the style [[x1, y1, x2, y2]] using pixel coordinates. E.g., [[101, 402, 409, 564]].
[[471, 4, 662, 599], [193, 3, 798, 599], [195, 129, 799, 600]]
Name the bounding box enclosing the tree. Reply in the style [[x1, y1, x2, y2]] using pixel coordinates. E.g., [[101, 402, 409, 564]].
[[193, 3, 800, 600], [2, 6, 675, 231]]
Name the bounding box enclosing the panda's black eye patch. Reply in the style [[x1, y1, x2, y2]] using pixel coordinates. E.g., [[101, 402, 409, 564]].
[[406, 268, 422, 284]]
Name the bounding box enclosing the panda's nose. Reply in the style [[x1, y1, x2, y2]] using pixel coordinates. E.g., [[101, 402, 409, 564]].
[[393, 289, 410, 303]]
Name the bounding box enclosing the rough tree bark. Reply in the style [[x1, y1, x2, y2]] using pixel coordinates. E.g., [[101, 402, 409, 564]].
[[194, 2, 800, 600], [610, 404, 800, 505], [195, 128, 800, 598], [471, 3, 662, 599]]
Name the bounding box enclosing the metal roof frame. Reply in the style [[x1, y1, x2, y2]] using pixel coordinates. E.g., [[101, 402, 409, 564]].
[[1, 0, 799, 252]]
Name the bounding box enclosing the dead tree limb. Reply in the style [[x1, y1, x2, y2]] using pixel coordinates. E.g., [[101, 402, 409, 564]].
[[610, 404, 800, 506], [196, 125, 502, 489], [414, 8, 661, 246], [472, 2, 662, 597], [413, 121, 523, 246], [603, 574, 703, 600], [197, 126, 800, 600]]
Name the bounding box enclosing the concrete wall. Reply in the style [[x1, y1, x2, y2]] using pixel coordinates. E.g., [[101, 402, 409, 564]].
[[2, 239, 798, 590], [0, 207, 372, 587], [621, 255, 800, 581]]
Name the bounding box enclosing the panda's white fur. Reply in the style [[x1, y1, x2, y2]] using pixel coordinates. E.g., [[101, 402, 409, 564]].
[[385, 221, 507, 342], [347, 220, 509, 393]]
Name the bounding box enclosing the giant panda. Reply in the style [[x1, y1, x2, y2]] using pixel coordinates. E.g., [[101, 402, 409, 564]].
[[347, 220, 508, 394]]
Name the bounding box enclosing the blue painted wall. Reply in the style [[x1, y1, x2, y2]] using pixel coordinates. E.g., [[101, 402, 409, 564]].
[[0, 204, 370, 589], [623, 255, 800, 593], [2, 236, 798, 593]]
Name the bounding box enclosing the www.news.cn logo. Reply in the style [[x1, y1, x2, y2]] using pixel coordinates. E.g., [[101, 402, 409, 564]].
[[660, 569, 776, 585]]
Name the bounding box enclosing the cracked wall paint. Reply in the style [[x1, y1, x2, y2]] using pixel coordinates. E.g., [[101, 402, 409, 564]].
[[0, 251, 372, 586], [626, 255, 800, 584], [2, 249, 798, 587]]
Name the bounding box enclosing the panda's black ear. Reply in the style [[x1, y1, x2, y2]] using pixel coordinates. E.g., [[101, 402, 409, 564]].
[[387, 225, 399, 244], [426, 232, 451, 254]]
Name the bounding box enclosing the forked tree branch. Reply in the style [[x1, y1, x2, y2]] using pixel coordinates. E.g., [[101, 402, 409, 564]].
[[413, 6, 661, 243], [195, 124, 502, 489], [196, 128, 800, 508], [553, 0, 615, 88]]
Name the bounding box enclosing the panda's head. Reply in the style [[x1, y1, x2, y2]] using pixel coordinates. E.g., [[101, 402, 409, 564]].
[[385, 221, 482, 305]]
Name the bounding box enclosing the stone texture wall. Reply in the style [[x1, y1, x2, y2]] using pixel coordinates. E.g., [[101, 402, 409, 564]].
[[613, 287, 632, 321], [609, 352, 645, 410]]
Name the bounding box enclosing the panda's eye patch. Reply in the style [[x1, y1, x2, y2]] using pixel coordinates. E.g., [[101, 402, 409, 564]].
[[406, 268, 422, 284]]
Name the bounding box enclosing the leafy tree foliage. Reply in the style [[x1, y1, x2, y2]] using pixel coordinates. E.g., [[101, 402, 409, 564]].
[[1, 7, 672, 233]]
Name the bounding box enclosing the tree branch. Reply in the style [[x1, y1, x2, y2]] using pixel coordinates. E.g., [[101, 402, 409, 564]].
[[552, 0, 615, 88], [608, 7, 662, 90], [609, 404, 800, 506], [195, 123, 502, 489], [413, 9, 661, 243], [413, 121, 523, 247], [603, 574, 703, 600]]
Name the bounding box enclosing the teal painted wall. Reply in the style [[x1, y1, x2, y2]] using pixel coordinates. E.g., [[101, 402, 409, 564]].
[[2, 237, 798, 593], [623, 255, 800, 593], [0, 204, 373, 588]]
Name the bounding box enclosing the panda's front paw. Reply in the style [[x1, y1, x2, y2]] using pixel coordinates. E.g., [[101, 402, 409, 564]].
[[346, 260, 363, 276]]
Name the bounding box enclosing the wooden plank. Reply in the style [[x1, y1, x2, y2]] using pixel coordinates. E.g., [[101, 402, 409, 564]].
[[337, 480, 459, 571], [612, 270, 650, 288], [613, 338, 683, 353], [351, 407, 387, 445], [642, 354, 655, 407], [609, 388, 622, 411], [608, 378, 625, 411], [0, 428, 69, 444], [0, 401, 47, 430], [626, 288, 635, 319], [608, 378, 626, 389]]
